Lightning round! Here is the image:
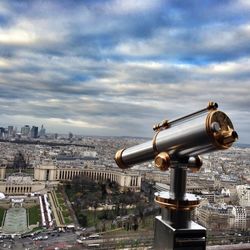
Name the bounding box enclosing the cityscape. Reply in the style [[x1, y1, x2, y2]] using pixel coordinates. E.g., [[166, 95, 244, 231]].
[[1, 1, 250, 250], [0, 124, 249, 249]]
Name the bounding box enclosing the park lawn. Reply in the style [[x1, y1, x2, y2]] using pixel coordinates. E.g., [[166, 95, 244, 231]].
[[55, 190, 73, 225], [64, 188, 75, 202], [0, 208, 6, 226], [85, 210, 102, 227], [55, 191, 63, 199], [28, 205, 41, 225], [64, 217, 73, 224], [84, 210, 114, 227], [57, 197, 65, 206]]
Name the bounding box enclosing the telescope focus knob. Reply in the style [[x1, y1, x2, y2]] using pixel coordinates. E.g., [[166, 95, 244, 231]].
[[154, 152, 171, 171]]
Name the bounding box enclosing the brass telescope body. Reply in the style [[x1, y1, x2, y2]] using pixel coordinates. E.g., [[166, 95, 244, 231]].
[[115, 102, 238, 249], [115, 102, 238, 172]]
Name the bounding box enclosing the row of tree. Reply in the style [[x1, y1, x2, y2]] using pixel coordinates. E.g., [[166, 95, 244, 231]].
[[64, 175, 159, 230]]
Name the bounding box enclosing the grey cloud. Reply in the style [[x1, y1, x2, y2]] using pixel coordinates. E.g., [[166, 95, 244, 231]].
[[0, 0, 249, 142]]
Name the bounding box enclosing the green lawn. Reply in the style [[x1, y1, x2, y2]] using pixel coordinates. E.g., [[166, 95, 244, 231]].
[[84, 210, 107, 227], [54, 190, 73, 225], [64, 217, 73, 224], [28, 205, 41, 225], [57, 198, 65, 206], [86, 210, 97, 226], [0, 208, 6, 226]]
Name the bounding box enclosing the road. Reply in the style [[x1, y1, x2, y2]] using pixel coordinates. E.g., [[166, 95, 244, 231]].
[[79, 231, 154, 249], [0, 231, 77, 250]]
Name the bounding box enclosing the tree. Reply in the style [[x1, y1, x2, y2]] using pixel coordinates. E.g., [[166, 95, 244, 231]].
[[12, 151, 27, 171], [78, 213, 87, 227], [101, 183, 107, 199]]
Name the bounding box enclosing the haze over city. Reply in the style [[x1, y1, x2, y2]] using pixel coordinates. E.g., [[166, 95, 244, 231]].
[[0, 0, 249, 142]]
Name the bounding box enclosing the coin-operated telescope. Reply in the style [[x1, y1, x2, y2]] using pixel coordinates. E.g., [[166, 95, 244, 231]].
[[115, 102, 238, 250]]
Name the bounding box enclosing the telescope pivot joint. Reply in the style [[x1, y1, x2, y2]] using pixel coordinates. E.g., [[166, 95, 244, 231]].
[[154, 152, 171, 171]]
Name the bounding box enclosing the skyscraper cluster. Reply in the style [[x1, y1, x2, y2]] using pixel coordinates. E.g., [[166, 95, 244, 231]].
[[0, 124, 46, 139]]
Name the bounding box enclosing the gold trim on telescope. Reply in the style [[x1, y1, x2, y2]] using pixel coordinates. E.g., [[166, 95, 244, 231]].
[[154, 195, 200, 211], [207, 101, 218, 110], [154, 152, 171, 171], [153, 119, 170, 132], [206, 110, 238, 150], [115, 148, 129, 169]]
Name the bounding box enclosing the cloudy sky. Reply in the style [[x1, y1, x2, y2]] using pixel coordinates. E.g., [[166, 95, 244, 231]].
[[0, 0, 249, 142]]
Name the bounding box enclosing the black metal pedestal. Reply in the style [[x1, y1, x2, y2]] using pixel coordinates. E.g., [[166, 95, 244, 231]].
[[154, 213, 206, 250], [154, 165, 206, 250]]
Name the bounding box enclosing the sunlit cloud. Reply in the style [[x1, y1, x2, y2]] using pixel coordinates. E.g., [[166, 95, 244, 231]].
[[0, 29, 36, 44]]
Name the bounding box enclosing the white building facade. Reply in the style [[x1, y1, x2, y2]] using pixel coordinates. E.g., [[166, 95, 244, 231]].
[[236, 185, 250, 207]]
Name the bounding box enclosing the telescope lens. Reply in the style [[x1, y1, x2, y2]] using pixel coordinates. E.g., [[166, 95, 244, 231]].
[[210, 122, 221, 132]]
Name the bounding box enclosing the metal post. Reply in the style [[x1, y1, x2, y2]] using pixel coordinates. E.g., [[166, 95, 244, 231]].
[[154, 164, 206, 250]]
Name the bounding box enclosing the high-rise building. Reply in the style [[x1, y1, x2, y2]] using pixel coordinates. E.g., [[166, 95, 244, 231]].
[[21, 125, 30, 136], [39, 125, 46, 138], [8, 126, 14, 137], [0, 127, 5, 139], [30, 126, 39, 138]]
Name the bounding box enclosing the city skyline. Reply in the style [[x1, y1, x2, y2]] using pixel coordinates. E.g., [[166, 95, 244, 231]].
[[0, 1, 249, 142]]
